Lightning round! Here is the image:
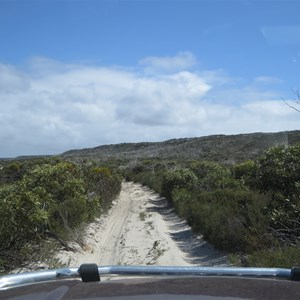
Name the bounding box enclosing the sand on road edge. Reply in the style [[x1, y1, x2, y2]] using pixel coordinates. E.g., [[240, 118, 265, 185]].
[[56, 181, 228, 268]]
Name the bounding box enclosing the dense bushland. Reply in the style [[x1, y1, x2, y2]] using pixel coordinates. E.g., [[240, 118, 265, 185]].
[[123, 144, 300, 267], [0, 158, 122, 272]]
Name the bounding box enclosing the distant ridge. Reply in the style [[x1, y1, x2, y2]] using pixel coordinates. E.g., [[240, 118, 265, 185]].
[[0, 155, 52, 161], [62, 130, 300, 164], [14, 155, 52, 160]]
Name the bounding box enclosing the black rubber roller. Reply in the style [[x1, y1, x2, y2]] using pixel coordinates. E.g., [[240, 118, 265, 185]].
[[79, 263, 100, 282]]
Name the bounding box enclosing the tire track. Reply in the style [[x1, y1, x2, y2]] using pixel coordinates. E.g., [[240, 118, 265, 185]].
[[56, 181, 228, 268]]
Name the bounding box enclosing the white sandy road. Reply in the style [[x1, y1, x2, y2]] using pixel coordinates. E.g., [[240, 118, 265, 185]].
[[56, 181, 228, 267]]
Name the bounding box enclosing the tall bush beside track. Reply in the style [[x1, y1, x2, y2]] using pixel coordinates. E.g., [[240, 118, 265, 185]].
[[122, 154, 300, 266], [190, 161, 241, 191], [185, 190, 271, 252], [161, 168, 198, 201], [83, 165, 122, 213], [163, 163, 269, 252], [122, 159, 169, 193], [255, 144, 300, 246], [0, 158, 122, 272], [22, 162, 89, 234], [232, 160, 257, 190], [256, 144, 300, 199]]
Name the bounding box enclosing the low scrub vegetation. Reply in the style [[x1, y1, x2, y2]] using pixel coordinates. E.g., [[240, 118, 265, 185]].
[[123, 144, 300, 267], [1, 142, 299, 270], [0, 158, 122, 272]]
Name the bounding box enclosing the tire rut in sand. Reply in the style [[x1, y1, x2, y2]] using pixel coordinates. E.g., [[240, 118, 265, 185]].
[[56, 181, 228, 267], [98, 183, 134, 265], [104, 181, 228, 266]]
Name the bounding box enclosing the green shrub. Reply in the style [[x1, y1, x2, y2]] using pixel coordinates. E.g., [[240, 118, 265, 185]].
[[247, 245, 300, 268], [161, 168, 198, 201], [186, 190, 271, 252], [232, 160, 257, 189], [191, 161, 244, 192], [255, 144, 300, 246], [0, 183, 50, 251], [82, 165, 122, 212], [171, 188, 195, 219], [256, 144, 300, 199], [0, 158, 122, 271], [21, 162, 89, 232]]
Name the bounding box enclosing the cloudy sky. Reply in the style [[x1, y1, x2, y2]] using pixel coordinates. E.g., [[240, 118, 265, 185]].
[[0, 0, 300, 157]]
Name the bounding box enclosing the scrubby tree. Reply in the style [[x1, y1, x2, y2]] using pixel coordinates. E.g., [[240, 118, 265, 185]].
[[232, 160, 257, 189], [256, 144, 300, 245], [257, 144, 300, 200], [0, 158, 122, 272], [0, 161, 89, 252], [161, 168, 198, 200], [191, 161, 244, 192]]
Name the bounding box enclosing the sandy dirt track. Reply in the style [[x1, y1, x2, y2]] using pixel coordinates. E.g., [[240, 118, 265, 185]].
[[57, 181, 228, 267]]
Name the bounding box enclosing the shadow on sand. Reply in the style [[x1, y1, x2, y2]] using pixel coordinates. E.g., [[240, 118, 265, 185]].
[[142, 186, 229, 266]]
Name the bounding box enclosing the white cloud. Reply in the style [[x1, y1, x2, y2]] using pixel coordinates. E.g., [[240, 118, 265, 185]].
[[115, 71, 210, 127], [139, 51, 197, 72], [0, 54, 299, 157], [0, 64, 30, 93], [243, 100, 293, 116]]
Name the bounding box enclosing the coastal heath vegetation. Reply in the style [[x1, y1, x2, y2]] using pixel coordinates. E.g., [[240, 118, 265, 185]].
[[123, 144, 300, 267], [1, 142, 300, 271], [0, 158, 122, 272]]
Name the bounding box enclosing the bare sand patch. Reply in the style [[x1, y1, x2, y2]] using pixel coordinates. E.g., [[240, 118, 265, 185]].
[[56, 181, 228, 268]]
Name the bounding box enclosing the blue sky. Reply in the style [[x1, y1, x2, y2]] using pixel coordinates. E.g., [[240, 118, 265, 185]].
[[0, 0, 300, 157]]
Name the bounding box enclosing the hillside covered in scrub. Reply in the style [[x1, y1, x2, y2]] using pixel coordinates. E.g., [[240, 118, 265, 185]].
[[122, 143, 300, 267], [62, 130, 300, 164], [1, 130, 300, 271]]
